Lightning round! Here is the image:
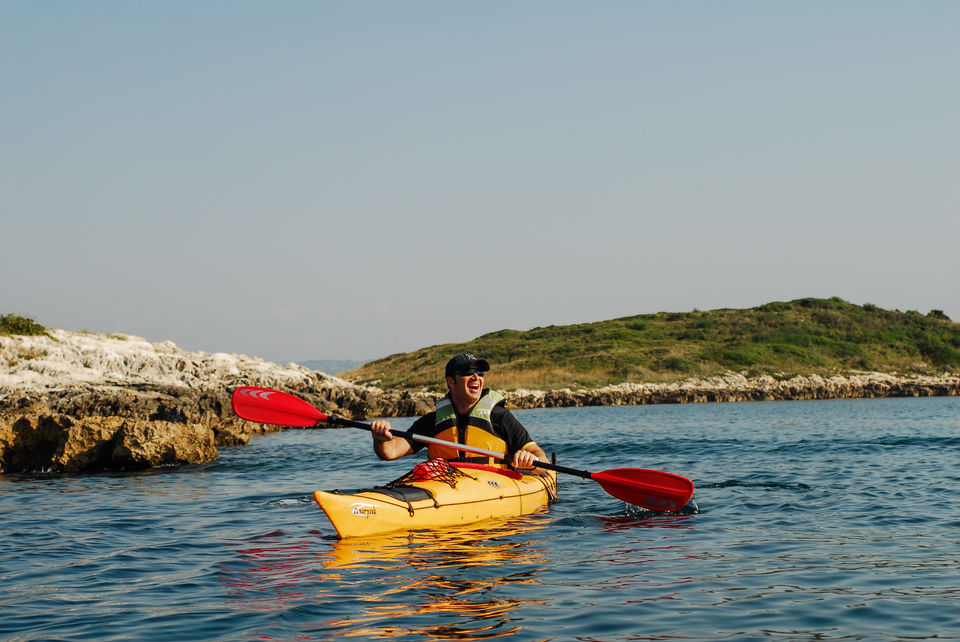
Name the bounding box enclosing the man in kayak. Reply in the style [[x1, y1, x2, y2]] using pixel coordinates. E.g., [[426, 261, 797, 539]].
[[370, 353, 547, 471]]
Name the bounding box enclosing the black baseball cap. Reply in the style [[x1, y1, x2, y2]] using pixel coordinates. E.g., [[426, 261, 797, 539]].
[[444, 353, 491, 378]]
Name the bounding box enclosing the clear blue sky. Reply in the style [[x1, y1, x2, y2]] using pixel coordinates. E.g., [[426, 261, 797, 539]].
[[3, 2, 958, 364]]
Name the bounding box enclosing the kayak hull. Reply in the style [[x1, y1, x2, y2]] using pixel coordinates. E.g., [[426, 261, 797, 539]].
[[313, 461, 558, 538]]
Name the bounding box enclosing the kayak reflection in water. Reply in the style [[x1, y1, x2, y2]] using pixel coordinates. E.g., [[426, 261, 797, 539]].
[[370, 353, 548, 472]]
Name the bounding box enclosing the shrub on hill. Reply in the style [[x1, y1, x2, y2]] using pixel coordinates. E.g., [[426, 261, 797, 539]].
[[0, 314, 50, 337]]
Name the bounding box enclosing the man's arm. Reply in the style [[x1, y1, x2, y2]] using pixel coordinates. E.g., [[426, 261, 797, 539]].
[[370, 420, 414, 460], [513, 442, 547, 471], [494, 407, 548, 471]]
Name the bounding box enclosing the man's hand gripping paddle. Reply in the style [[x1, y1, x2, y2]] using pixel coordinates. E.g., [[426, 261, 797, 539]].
[[232, 386, 695, 512]]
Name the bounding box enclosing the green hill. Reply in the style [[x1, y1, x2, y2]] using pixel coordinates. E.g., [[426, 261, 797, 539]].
[[346, 298, 960, 392]]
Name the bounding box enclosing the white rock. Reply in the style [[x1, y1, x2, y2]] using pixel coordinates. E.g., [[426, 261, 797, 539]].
[[0, 329, 354, 392]]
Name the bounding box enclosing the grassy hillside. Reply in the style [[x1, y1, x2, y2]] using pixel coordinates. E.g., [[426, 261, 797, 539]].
[[346, 298, 960, 392]]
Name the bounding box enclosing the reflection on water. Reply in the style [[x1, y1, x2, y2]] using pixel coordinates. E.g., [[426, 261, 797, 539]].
[[323, 521, 550, 639], [221, 529, 321, 612], [223, 517, 552, 639], [221, 511, 703, 639]]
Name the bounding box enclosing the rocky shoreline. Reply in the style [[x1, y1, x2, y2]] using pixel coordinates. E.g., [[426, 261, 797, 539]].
[[503, 370, 960, 408], [2, 329, 957, 473], [0, 330, 431, 474]]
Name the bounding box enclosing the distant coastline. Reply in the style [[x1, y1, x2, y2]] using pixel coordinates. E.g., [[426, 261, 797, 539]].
[[502, 371, 959, 409], [298, 359, 367, 375], [1, 328, 957, 473]]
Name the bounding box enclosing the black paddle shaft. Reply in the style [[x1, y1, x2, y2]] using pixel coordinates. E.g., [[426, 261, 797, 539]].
[[321, 414, 592, 479]]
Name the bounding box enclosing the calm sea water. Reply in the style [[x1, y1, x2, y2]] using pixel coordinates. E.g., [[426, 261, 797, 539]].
[[2, 396, 958, 641]]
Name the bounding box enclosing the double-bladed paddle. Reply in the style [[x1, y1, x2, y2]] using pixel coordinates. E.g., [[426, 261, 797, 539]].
[[231, 386, 695, 512]]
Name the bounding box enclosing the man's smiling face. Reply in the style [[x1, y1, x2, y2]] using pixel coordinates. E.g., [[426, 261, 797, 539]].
[[446, 369, 485, 413]]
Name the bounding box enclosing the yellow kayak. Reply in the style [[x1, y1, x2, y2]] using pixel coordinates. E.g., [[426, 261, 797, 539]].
[[313, 459, 559, 539]]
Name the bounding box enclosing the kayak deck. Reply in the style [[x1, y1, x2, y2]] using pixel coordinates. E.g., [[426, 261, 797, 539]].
[[313, 460, 559, 538]]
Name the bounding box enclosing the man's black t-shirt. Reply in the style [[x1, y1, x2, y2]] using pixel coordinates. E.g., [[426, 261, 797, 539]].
[[405, 405, 535, 458]]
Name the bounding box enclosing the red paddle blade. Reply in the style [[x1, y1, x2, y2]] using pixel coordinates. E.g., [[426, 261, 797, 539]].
[[231, 387, 327, 427], [591, 468, 695, 512]]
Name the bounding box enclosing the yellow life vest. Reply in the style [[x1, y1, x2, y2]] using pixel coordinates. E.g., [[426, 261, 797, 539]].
[[428, 390, 507, 465]]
